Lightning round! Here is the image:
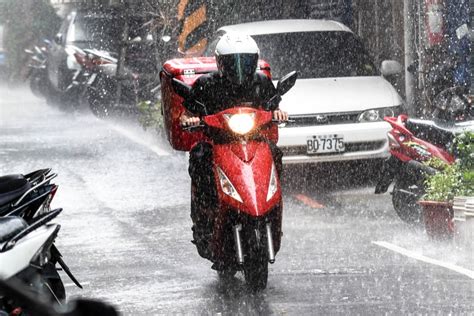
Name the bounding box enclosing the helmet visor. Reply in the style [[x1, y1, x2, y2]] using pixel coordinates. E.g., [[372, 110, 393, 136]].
[[218, 53, 258, 84]]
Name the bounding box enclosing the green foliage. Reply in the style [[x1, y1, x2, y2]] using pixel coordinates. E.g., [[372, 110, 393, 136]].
[[423, 131, 474, 202], [454, 131, 474, 170], [424, 162, 464, 202], [137, 100, 164, 133]]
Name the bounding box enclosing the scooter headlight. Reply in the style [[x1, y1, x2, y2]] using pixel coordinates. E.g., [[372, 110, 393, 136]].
[[217, 167, 243, 202], [266, 163, 278, 201], [225, 113, 256, 135]]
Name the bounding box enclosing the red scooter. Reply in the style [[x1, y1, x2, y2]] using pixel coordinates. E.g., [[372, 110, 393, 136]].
[[172, 72, 297, 291], [375, 114, 473, 223]]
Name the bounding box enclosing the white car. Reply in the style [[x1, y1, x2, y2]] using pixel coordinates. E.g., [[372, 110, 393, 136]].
[[209, 19, 405, 164]]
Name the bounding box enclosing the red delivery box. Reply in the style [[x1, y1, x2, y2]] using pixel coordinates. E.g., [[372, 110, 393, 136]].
[[160, 56, 276, 152]]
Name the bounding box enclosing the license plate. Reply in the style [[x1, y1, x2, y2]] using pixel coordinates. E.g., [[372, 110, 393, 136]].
[[307, 135, 345, 154]]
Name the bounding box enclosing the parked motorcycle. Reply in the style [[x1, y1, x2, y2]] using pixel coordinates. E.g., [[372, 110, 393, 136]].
[[24, 40, 51, 98], [1, 270, 116, 316], [0, 169, 82, 305], [71, 37, 161, 117], [71, 48, 134, 116], [0, 209, 66, 313], [0, 169, 58, 222], [171, 71, 297, 291], [375, 96, 474, 223]]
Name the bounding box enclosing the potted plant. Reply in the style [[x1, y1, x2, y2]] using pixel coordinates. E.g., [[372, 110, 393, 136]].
[[420, 131, 473, 239]]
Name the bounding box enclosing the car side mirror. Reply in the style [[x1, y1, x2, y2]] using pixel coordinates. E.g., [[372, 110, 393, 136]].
[[381, 60, 402, 77], [54, 33, 63, 45], [277, 71, 298, 96]]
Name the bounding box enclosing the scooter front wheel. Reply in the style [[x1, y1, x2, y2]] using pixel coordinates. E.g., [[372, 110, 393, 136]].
[[243, 252, 268, 292], [243, 228, 269, 292]]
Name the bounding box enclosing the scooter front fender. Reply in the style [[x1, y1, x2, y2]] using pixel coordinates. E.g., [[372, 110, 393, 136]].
[[213, 141, 281, 217]]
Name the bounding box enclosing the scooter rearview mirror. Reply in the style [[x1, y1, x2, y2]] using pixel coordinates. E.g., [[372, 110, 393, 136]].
[[266, 94, 282, 111], [277, 71, 298, 96], [172, 78, 192, 100]]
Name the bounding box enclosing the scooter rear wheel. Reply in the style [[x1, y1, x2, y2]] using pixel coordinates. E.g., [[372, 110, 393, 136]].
[[392, 179, 423, 224]]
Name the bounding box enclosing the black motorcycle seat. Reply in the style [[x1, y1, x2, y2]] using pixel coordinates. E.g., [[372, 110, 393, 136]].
[[405, 119, 457, 147], [0, 175, 31, 206], [0, 216, 28, 243]]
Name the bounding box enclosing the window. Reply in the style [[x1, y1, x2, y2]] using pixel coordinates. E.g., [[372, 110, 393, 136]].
[[251, 31, 378, 79]]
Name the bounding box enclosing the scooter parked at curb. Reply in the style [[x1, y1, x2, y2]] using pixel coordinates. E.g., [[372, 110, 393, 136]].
[[0, 273, 117, 316], [24, 40, 51, 98], [0, 210, 66, 314], [172, 71, 297, 291], [375, 105, 474, 224], [0, 169, 58, 222], [0, 169, 82, 306]]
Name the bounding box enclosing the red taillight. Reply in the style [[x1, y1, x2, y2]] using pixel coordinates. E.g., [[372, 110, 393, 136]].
[[49, 184, 58, 202], [74, 52, 112, 69], [74, 52, 91, 68]]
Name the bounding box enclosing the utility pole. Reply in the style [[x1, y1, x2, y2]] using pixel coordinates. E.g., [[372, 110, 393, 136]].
[[115, 2, 129, 108], [404, 0, 416, 115]]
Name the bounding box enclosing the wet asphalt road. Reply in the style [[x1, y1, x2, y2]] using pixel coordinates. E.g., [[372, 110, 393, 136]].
[[1, 86, 473, 315]]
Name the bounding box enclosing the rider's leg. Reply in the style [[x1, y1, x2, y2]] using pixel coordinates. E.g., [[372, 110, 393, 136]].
[[189, 142, 216, 259], [269, 141, 283, 177]]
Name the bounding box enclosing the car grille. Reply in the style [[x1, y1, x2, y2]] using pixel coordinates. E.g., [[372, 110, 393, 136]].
[[280, 141, 386, 156], [285, 112, 361, 127]]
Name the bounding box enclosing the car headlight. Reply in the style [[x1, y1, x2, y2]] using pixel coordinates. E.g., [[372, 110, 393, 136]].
[[224, 113, 255, 135], [358, 105, 404, 122], [266, 163, 278, 201], [217, 167, 243, 202]]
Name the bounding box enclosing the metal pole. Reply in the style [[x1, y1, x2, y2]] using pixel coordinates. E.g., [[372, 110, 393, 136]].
[[404, 0, 416, 115], [115, 5, 129, 108]]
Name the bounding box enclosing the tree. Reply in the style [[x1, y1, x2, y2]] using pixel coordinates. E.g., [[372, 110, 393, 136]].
[[0, 0, 60, 80]]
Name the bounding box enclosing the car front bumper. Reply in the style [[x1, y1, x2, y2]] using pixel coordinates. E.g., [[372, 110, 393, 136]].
[[277, 121, 391, 164]]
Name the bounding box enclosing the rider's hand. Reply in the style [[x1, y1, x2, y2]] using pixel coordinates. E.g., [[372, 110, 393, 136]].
[[273, 109, 289, 122], [180, 113, 200, 127]]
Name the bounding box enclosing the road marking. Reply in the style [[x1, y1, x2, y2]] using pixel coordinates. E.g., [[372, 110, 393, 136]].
[[293, 194, 324, 209], [106, 123, 171, 156], [372, 241, 474, 279], [64, 281, 90, 288]]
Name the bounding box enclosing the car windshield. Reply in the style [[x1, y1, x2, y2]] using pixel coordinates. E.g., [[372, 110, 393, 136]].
[[251, 31, 378, 79], [67, 15, 123, 51]]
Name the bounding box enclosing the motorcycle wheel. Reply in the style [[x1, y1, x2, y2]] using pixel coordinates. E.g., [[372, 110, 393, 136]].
[[217, 268, 237, 281], [392, 179, 423, 224], [243, 231, 268, 292], [87, 88, 109, 117], [29, 77, 42, 98]]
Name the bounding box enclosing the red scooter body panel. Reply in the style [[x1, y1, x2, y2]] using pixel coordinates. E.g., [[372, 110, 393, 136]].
[[385, 115, 455, 164], [213, 141, 281, 217], [160, 57, 273, 151]]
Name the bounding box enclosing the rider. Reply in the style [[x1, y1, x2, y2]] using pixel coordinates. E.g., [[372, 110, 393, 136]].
[[180, 33, 288, 260]]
